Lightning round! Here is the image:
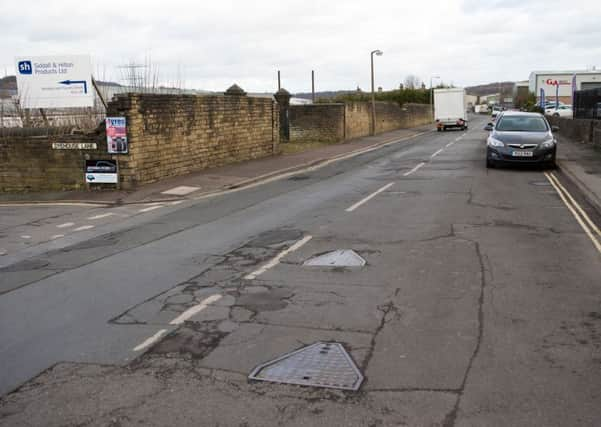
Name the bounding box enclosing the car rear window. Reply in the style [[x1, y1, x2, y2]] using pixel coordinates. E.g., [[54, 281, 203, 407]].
[[496, 116, 548, 132]]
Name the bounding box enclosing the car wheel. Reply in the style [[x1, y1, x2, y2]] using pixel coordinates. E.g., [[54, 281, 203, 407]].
[[553, 113, 559, 117], [437, 128, 441, 132], [486, 159, 494, 168]]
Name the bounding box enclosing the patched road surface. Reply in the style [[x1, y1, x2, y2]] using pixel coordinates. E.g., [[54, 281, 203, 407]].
[[1, 117, 601, 426]]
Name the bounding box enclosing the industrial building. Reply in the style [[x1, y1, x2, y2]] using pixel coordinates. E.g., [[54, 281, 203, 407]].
[[529, 69, 601, 104]]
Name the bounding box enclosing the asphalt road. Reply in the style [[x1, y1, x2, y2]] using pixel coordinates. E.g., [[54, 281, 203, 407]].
[[1, 116, 600, 426]]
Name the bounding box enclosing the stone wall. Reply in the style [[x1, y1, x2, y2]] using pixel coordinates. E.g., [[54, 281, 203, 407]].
[[289, 101, 432, 143], [344, 102, 371, 140], [0, 130, 109, 192], [1, 89, 279, 192], [111, 92, 278, 187], [289, 104, 345, 143]]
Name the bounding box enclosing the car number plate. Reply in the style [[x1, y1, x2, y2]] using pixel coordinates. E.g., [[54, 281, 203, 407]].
[[511, 151, 533, 157]]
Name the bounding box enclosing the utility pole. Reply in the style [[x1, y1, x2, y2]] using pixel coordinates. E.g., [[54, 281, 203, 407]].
[[277, 70, 281, 91], [311, 70, 315, 103]]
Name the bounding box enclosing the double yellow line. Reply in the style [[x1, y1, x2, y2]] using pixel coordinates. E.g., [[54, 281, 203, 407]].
[[545, 172, 601, 253]]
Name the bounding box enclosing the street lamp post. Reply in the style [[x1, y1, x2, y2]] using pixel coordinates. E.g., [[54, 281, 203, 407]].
[[370, 49, 383, 136], [430, 75, 440, 120]]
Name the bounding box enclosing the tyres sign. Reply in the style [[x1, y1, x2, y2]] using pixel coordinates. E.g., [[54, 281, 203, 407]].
[[85, 160, 118, 184], [105, 117, 128, 154]]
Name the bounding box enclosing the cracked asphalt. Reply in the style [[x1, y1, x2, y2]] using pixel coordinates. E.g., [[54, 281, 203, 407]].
[[1, 116, 601, 426]]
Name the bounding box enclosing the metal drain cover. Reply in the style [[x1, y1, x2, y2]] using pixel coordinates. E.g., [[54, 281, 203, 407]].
[[248, 342, 364, 391], [303, 249, 366, 267]]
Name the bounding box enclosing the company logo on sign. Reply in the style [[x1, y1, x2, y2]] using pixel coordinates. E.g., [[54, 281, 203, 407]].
[[545, 78, 570, 86], [18, 61, 32, 75]]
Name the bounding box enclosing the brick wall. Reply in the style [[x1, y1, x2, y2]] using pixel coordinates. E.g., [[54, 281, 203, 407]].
[[290, 101, 432, 143], [289, 104, 345, 143], [111, 92, 278, 187], [0, 131, 109, 192]]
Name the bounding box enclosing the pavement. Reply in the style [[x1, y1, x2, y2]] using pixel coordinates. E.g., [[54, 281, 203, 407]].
[[556, 133, 601, 213], [1, 116, 601, 426], [0, 124, 433, 206]]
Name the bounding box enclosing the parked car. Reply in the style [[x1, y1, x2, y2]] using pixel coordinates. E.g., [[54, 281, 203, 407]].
[[484, 112, 558, 168], [545, 105, 573, 118]]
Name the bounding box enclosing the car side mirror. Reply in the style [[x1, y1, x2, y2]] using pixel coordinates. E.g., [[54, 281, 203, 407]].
[[552, 126, 560, 132], [484, 123, 493, 131]]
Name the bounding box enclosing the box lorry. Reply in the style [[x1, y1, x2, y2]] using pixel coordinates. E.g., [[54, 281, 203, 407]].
[[434, 88, 468, 131]]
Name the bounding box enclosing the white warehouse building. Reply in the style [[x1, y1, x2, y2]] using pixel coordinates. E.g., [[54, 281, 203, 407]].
[[529, 69, 601, 104]]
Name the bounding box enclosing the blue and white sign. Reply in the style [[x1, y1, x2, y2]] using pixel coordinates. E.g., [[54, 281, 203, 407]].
[[15, 55, 93, 108]]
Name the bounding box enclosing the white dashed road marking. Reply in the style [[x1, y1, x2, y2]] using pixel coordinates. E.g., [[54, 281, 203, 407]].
[[56, 222, 75, 228], [133, 329, 168, 352], [87, 213, 114, 220], [50, 234, 64, 240], [346, 182, 394, 213], [431, 148, 444, 158], [403, 162, 426, 177], [138, 205, 163, 213], [244, 235, 313, 280], [73, 225, 94, 231], [20, 235, 32, 239], [170, 294, 223, 325]]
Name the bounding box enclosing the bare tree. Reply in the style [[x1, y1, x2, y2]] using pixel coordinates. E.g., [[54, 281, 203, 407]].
[[404, 75, 421, 90]]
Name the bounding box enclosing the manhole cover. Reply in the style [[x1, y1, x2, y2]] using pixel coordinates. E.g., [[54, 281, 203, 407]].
[[303, 249, 366, 267], [248, 342, 364, 391]]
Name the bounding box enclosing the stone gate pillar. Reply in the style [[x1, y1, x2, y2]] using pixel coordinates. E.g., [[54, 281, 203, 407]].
[[274, 88, 291, 143]]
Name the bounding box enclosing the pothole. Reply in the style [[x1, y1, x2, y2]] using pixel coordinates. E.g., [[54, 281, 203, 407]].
[[249, 342, 364, 391], [303, 249, 366, 267]]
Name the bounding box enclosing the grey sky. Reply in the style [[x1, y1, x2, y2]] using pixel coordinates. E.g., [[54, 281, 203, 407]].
[[1, 0, 599, 93]]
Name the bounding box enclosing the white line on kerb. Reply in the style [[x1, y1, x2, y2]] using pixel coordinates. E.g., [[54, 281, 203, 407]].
[[87, 213, 114, 220], [56, 222, 74, 228], [74, 225, 94, 231], [431, 148, 444, 158], [138, 205, 163, 213], [133, 329, 168, 352], [346, 182, 394, 212], [244, 235, 313, 280], [170, 294, 223, 325], [403, 162, 426, 177], [544, 172, 601, 253]]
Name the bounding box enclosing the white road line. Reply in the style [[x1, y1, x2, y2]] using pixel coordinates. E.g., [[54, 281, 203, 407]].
[[403, 162, 426, 177], [87, 213, 114, 220], [431, 148, 444, 158], [138, 205, 163, 213], [170, 295, 223, 325], [170, 200, 184, 205], [20, 235, 31, 239], [244, 235, 313, 280], [544, 172, 601, 253], [133, 329, 168, 352], [547, 173, 601, 237], [161, 186, 200, 196], [346, 182, 394, 212], [446, 142, 454, 147], [50, 234, 64, 239], [73, 225, 94, 231], [56, 222, 75, 228]]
